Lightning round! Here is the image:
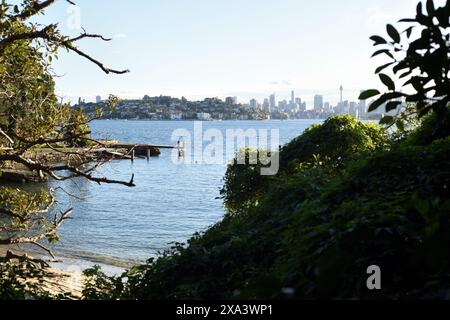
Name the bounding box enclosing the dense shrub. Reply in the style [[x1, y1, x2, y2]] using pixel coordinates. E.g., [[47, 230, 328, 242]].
[[279, 137, 450, 299], [408, 112, 450, 146], [221, 116, 388, 214], [279, 115, 387, 173]]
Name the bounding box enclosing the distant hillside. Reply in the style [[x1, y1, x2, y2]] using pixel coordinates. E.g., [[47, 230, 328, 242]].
[[74, 96, 271, 121]]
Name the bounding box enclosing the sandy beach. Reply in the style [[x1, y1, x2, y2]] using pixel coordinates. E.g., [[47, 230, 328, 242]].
[[0, 246, 85, 299]]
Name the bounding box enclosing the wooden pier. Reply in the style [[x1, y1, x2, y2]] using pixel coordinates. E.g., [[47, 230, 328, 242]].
[[105, 142, 186, 159]]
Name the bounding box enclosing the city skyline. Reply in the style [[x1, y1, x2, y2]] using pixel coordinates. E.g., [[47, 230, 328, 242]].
[[35, 0, 419, 106], [79, 85, 363, 108], [81, 85, 382, 123]]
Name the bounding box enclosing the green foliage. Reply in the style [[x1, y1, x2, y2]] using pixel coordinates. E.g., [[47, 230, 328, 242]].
[[220, 148, 275, 214], [0, 259, 51, 300], [221, 116, 388, 214], [0, 27, 67, 145], [279, 115, 387, 172], [82, 266, 124, 300], [408, 111, 450, 145], [279, 137, 450, 299], [0, 257, 74, 300], [61, 108, 91, 147], [360, 0, 450, 131], [1, 0, 130, 300]]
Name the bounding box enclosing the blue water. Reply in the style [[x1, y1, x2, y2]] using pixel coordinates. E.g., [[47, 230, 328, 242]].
[[41, 120, 321, 268]]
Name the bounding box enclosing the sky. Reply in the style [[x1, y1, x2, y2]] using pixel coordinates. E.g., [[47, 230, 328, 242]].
[[35, 0, 422, 105]]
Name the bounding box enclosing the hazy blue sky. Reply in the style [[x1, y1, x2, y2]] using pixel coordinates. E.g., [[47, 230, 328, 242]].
[[39, 0, 422, 105]]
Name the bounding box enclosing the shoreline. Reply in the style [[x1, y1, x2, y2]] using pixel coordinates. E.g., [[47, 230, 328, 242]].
[[1, 245, 131, 298], [0, 245, 84, 298]]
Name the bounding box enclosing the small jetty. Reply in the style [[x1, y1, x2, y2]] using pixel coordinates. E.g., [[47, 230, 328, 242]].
[[104, 141, 186, 159]]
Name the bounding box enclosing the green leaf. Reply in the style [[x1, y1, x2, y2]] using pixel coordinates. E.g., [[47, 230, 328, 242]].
[[368, 96, 388, 112], [359, 89, 380, 100], [399, 70, 411, 78], [370, 35, 387, 45], [426, 0, 435, 15], [399, 18, 416, 23], [387, 24, 401, 43], [371, 49, 394, 59], [375, 62, 394, 74], [417, 2, 423, 16], [396, 119, 405, 132], [418, 105, 433, 118], [367, 92, 403, 113], [404, 26, 414, 38], [379, 73, 396, 91], [386, 101, 402, 112], [380, 115, 394, 125]]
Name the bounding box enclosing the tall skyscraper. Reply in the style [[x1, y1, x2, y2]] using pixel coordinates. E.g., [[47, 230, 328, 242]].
[[340, 85, 343, 103], [263, 98, 270, 112], [96, 96, 102, 103], [300, 102, 307, 112], [291, 91, 295, 105], [358, 91, 367, 119], [349, 101, 357, 116], [278, 100, 288, 111], [269, 94, 276, 111], [314, 94, 324, 112], [225, 97, 237, 105], [250, 99, 258, 109]]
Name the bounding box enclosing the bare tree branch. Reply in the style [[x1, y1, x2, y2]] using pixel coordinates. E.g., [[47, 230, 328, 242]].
[[0, 126, 14, 145], [10, 0, 76, 22]]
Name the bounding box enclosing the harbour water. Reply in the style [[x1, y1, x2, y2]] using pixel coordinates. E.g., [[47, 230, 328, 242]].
[[29, 120, 321, 273]]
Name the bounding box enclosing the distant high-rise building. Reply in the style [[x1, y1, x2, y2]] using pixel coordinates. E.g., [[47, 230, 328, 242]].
[[349, 101, 357, 116], [291, 91, 295, 105], [96, 96, 102, 103], [269, 94, 276, 111], [324, 102, 332, 113], [278, 100, 288, 111], [300, 102, 307, 112], [337, 100, 349, 114], [314, 94, 324, 112], [250, 99, 258, 109], [340, 85, 344, 103], [358, 91, 367, 119], [78, 97, 82, 105], [225, 97, 237, 105], [263, 98, 270, 112]]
